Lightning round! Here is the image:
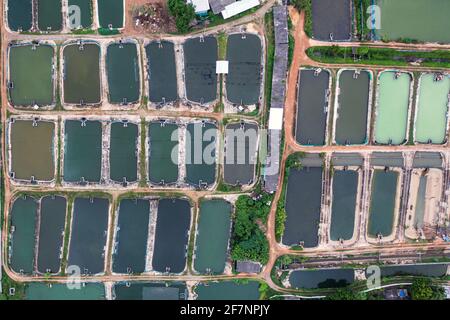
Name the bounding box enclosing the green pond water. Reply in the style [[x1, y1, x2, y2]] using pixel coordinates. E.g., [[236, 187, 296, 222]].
[[63, 43, 101, 104], [148, 122, 179, 184], [290, 268, 354, 289], [68, 0, 93, 28], [114, 282, 187, 300], [113, 199, 150, 274], [330, 170, 358, 241], [110, 122, 138, 183], [64, 120, 102, 183], [415, 74, 450, 144], [10, 120, 55, 181], [374, 71, 411, 145], [7, 0, 32, 31], [26, 283, 105, 300], [10, 196, 38, 274], [9, 44, 54, 107], [194, 199, 232, 274], [107, 43, 140, 104], [37, 0, 62, 31], [413, 175, 427, 229], [379, 263, 448, 277], [368, 170, 398, 237], [186, 122, 217, 187], [37, 196, 66, 274], [375, 0, 450, 43], [195, 281, 260, 300], [97, 0, 124, 28]]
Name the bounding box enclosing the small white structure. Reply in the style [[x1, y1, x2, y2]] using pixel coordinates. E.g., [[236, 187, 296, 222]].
[[216, 60, 229, 74], [188, 0, 210, 15], [221, 0, 260, 19], [268, 108, 284, 130]]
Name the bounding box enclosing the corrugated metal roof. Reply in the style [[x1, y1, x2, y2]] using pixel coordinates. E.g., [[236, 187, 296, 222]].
[[221, 0, 260, 19]]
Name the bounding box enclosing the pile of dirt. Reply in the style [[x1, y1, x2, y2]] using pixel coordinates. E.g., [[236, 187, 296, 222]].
[[130, 3, 177, 33]]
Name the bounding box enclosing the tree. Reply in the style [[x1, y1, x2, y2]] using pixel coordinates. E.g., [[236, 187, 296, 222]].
[[167, 0, 196, 33], [411, 278, 434, 300], [327, 288, 366, 300]]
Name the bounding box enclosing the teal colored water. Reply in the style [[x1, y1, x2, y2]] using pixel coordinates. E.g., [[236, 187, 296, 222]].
[[109, 122, 138, 183], [114, 282, 188, 300], [290, 268, 354, 289], [97, 0, 124, 28], [414, 175, 427, 229], [68, 0, 93, 28], [195, 281, 260, 300], [26, 283, 105, 300], [37, 0, 62, 31], [7, 0, 33, 31]]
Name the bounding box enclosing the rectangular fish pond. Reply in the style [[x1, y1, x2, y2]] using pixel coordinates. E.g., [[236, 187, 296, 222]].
[[68, 0, 93, 29], [7, 0, 33, 32], [114, 282, 188, 300], [311, 0, 351, 41], [289, 268, 354, 289], [374, 71, 412, 145], [186, 122, 217, 187], [148, 121, 179, 185], [9, 44, 54, 107], [10, 119, 55, 182], [68, 197, 109, 275], [63, 42, 101, 105], [184, 36, 218, 104], [152, 198, 191, 273], [113, 199, 151, 274], [195, 281, 260, 300], [25, 283, 105, 300], [97, 0, 124, 29], [334, 69, 371, 145], [226, 33, 262, 106], [146, 41, 178, 104], [295, 69, 330, 145], [63, 119, 102, 183], [414, 73, 450, 144], [37, 0, 62, 31], [109, 121, 138, 184], [378, 263, 449, 277], [106, 42, 140, 104], [224, 122, 258, 186], [194, 199, 232, 274]]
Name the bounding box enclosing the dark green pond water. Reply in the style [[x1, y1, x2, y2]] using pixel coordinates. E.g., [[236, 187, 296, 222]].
[[10, 120, 55, 181], [110, 122, 138, 183], [64, 120, 102, 183], [226, 34, 262, 105], [10, 196, 38, 274], [63, 43, 101, 104], [113, 199, 150, 274], [194, 199, 232, 274], [184, 36, 218, 103], [37, 0, 62, 31], [148, 121, 179, 184], [186, 122, 217, 187], [414, 175, 427, 229], [68, 197, 109, 274], [195, 281, 260, 300], [114, 282, 188, 300], [9, 44, 54, 107], [97, 0, 124, 28], [25, 283, 105, 300], [7, 0, 32, 31], [368, 170, 398, 237], [107, 43, 140, 104], [224, 122, 258, 185], [37, 196, 66, 274], [289, 268, 354, 289], [146, 41, 178, 103], [378, 263, 448, 277], [68, 0, 93, 29], [311, 0, 351, 41], [152, 199, 191, 273], [330, 170, 358, 241]]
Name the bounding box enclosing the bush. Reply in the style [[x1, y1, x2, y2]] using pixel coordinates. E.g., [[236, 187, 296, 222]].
[[168, 0, 196, 33]]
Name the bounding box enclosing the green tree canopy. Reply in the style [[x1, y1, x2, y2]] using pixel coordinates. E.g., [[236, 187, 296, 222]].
[[168, 0, 196, 33]]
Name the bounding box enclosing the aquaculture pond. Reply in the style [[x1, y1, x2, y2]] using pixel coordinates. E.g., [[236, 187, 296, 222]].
[[289, 268, 354, 289], [114, 282, 188, 300], [195, 281, 260, 300], [148, 121, 179, 184], [226, 33, 262, 105], [109, 122, 138, 183], [296, 69, 329, 145], [413, 175, 427, 230], [186, 122, 217, 187], [64, 120, 102, 183], [146, 41, 178, 104], [374, 0, 450, 43], [63, 43, 101, 104], [113, 199, 150, 274], [9, 196, 38, 274], [415, 73, 450, 144], [194, 199, 232, 274], [36, 196, 66, 274], [335, 70, 370, 145], [10, 120, 55, 181], [106, 43, 140, 104], [374, 71, 411, 145], [152, 199, 191, 273], [368, 170, 399, 237], [311, 0, 351, 41], [330, 170, 358, 241], [68, 0, 93, 29], [37, 0, 62, 31], [9, 44, 54, 107], [68, 197, 109, 274], [25, 283, 105, 300], [224, 122, 258, 185], [7, 0, 33, 31], [283, 167, 322, 248], [378, 263, 448, 277], [97, 0, 124, 28], [184, 36, 218, 103]]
